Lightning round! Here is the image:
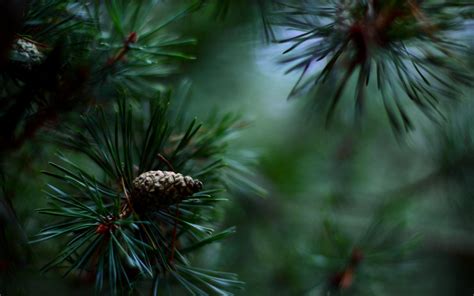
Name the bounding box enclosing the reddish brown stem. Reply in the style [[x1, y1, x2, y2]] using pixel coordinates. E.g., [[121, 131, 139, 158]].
[[106, 32, 137, 66]]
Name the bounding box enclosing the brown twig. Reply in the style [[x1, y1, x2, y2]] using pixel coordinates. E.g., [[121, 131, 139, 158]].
[[106, 32, 137, 66]]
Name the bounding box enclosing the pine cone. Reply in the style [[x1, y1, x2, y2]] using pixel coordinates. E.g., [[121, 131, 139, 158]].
[[11, 39, 44, 67], [131, 170, 203, 212]]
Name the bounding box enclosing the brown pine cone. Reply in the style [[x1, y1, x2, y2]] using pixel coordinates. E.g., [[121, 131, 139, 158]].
[[131, 170, 203, 213]]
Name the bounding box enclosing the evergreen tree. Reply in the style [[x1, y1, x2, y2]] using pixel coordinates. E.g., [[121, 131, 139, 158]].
[[0, 0, 473, 295]]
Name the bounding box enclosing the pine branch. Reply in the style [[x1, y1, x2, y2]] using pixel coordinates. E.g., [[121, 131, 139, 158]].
[[268, 0, 473, 134], [0, 0, 197, 154], [31, 93, 253, 294], [302, 214, 418, 295]]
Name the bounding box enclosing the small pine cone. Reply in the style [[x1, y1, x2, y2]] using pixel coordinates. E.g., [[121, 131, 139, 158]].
[[131, 170, 203, 212], [11, 39, 44, 67]]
